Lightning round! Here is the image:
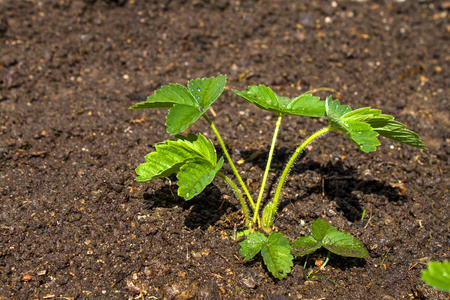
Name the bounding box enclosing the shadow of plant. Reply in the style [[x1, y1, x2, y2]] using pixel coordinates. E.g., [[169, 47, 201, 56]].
[[238, 147, 407, 222], [141, 145, 407, 228], [142, 179, 237, 230]]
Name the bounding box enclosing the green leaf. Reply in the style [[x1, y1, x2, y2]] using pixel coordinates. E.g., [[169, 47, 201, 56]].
[[325, 96, 352, 121], [130, 83, 196, 109], [261, 232, 293, 279], [294, 219, 368, 259], [166, 104, 204, 135], [131, 75, 226, 134], [188, 75, 227, 110], [233, 85, 326, 117], [311, 218, 337, 241], [366, 115, 427, 150], [422, 261, 450, 292], [239, 232, 293, 279], [177, 157, 224, 200], [292, 235, 322, 257], [326, 97, 426, 152], [135, 133, 223, 200], [239, 231, 267, 260], [136, 133, 217, 181], [322, 231, 369, 258]]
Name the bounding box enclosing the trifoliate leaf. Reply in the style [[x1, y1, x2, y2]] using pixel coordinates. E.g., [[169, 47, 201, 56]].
[[135, 133, 223, 200], [421, 261, 450, 292], [136, 133, 217, 181], [131, 75, 226, 134], [311, 218, 337, 241], [261, 232, 293, 279], [292, 235, 322, 257], [239, 232, 293, 279], [239, 231, 267, 260], [233, 85, 326, 117], [326, 97, 426, 152], [293, 219, 369, 259], [322, 231, 369, 258]]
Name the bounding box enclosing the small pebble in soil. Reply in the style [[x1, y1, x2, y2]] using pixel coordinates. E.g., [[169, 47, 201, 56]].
[[163, 281, 197, 299], [238, 270, 261, 289], [265, 293, 293, 300], [239, 276, 257, 289], [2, 55, 17, 67], [198, 281, 221, 300], [80, 33, 94, 42]]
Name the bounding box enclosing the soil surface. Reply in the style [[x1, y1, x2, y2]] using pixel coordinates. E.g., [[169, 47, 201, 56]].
[[0, 0, 449, 299]]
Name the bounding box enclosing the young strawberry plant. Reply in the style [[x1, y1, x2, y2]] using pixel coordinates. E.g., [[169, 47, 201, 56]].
[[131, 75, 426, 279], [292, 219, 369, 268]]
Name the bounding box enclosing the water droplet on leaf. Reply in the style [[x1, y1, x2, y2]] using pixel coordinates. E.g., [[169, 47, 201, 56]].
[[197, 87, 201, 92]]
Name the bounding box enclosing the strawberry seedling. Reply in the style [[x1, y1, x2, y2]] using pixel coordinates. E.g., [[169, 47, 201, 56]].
[[131, 75, 426, 279]]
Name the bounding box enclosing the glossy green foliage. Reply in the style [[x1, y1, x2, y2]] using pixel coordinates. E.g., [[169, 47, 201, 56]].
[[131, 75, 226, 134], [240, 231, 293, 279], [293, 219, 369, 259], [326, 96, 427, 152], [135, 133, 223, 200], [422, 261, 450, 292], [233, 85, 326, 117]]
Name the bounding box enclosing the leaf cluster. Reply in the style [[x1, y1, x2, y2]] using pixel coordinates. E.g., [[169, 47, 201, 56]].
[[326, 97, 427, 152], [292, 219, 369, 259], [131, 75, 226, 134], [239, 231, 293, 280], [239, 218, 368, 279], [135, 133, 223, 200]]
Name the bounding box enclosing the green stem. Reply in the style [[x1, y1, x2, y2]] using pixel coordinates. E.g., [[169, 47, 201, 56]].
[[253, 114, 283, 225], [322, 251, 331, 269], [271, 126, 332, 213], [217, 172, 249, 226], [304, 254, 309, 269], [203, 114, 255, 210]]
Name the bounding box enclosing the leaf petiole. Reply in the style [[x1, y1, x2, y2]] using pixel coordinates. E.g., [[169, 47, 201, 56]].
[[216, 172, 249, 226], [271, 126, 332, 213], [321, 251, 331, 269], [254, 113, 283, 227], [202, 114, 256, 210]]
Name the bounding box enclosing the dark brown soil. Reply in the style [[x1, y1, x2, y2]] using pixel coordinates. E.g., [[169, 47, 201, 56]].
[[0, 0, 448, 299]]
